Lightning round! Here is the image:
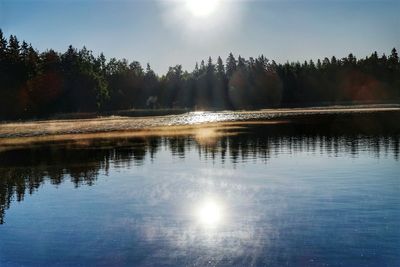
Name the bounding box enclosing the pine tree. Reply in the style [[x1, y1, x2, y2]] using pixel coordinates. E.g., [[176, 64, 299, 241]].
[[0, 29, 7, 60], [193, 62, 199, 75], [226, 53, 237, 78], [216, 56, 225, 76], [331, 56, 337, 66], [389, 48, 399, 67], [7, 35, 20, 61], [237, 55, 246, 70], [200, 60, 205, 73], [206, 56, 214, 74]]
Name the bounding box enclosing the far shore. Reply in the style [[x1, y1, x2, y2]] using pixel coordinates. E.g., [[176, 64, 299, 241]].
[[0, 104, 399, 149]]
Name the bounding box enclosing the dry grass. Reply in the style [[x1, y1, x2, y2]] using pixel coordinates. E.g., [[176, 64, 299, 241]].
[[0, 105, 399, 150], [0, 121, 288, 151]]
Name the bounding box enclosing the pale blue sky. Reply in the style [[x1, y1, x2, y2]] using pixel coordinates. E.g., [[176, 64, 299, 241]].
[[1, 0, 399, 74]]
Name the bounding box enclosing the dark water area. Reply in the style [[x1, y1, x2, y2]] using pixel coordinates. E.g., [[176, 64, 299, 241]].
[[0, 118, 399, 266]]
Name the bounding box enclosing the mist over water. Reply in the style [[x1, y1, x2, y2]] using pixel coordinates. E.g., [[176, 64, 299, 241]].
[[0, 122, 399, 266]]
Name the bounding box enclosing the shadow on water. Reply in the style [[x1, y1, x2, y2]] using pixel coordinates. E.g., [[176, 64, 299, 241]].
[[0, 112, 399, 225]]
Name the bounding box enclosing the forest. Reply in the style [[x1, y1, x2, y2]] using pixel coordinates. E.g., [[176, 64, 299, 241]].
[[0, 29, 399, 120]]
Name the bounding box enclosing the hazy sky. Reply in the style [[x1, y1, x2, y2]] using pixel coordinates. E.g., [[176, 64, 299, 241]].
[[1, 0, 399, 74]]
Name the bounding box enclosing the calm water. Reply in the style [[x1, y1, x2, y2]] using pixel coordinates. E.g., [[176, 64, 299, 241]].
[[0, 121, 399, 266]]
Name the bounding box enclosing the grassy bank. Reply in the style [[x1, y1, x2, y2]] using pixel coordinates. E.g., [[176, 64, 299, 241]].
[[0, 104, 399, 141]]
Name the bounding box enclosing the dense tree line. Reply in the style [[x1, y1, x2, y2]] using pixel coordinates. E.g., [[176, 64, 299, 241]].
[[0, 29, 399, 120]]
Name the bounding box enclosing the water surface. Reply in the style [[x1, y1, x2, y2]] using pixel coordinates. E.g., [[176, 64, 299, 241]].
[[0, 121, 399, 266]]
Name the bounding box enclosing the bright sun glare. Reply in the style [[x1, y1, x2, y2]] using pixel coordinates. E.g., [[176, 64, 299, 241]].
[[197, 199, 223, 226], [185, 0, 221, 18]]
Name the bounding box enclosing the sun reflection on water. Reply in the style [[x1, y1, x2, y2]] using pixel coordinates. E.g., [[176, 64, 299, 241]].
[[195, 198, 225, 228]]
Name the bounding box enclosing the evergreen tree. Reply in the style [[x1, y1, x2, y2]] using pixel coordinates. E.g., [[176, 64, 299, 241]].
[[216, 57, 225, 76], [0, 29, 398, 120], [206, 57, 214, 73], [7, 35, 20, 61], [194, 62, 199, 75], [0, 30, 7, 60], [226, 53, 237, 78], [237, 55, 246, 70], [389, 48, 399, 67]]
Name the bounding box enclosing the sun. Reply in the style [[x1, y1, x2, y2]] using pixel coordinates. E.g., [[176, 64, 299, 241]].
[[185, 0, 221, 18]]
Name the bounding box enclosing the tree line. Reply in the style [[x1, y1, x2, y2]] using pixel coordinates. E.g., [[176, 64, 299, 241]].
[[0, 29, 399, 120]]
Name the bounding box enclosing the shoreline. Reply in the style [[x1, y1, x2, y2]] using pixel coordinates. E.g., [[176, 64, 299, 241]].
[[0, 105, 399, 149]]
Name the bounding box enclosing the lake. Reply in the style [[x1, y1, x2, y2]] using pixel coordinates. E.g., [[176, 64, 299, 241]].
[[0, 114, 399, 266]]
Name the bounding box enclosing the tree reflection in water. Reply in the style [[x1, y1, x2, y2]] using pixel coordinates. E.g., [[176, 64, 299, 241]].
[[0, 120, 399, 224]]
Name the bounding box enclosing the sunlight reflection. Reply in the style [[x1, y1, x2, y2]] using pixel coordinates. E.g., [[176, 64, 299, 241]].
[[195, 198, 225, 228], [194, 128, 219, 146], [187, 112, 221, 124], [186, 111, 232, 124]]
